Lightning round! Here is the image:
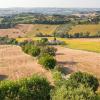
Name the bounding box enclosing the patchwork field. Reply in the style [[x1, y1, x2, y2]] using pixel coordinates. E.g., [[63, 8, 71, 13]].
[[69, 24, 100, 35], [16, 24, 59, 37], [0, 24, 59, 38], [0, 24, 100, 38], [0, 45, 100, 83], [17, 37, 100, 53], [0, 45, 52, 82]]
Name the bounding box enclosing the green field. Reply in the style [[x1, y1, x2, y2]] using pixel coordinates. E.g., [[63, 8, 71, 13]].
[[63, 39, 100, 53]]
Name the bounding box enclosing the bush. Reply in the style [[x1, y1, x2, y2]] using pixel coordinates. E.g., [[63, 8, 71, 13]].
[[52, 70, 62, 84], [34, 38, 48, 46], [51, 84, 96, 100], [69, 72, 99, 92], [0, 36, 18, 45], [0, 75, 51, 100], [22, 44, 40, 57], [28, 46, 40, 57], [41, 46, 57, 56], [38, 54, 56, 69]]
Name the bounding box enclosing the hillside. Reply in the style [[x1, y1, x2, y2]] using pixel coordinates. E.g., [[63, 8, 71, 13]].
[[69, 24, 100, 36]]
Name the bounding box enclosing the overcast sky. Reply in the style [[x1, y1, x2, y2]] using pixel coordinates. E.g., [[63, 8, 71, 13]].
[[0, 0, 100, 8]]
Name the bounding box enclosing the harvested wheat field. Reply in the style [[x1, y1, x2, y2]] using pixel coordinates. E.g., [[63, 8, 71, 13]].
[[16, 24, 59, 37], [0, 29, 25, 38], [0, 45, 52, 82], [69, 24, 100, 35], [55, 46, 100, 80]]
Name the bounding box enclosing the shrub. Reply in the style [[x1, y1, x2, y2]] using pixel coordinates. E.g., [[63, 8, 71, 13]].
[[38, 54, 56, 69], [34, 38, 48, 46], [69, 71, 99, 92], [51, 84, 96, 100], [52, 70, 62, 84], [28, 46, 40, 57], [0, 75, 51, 100], [40, 38, 48, 43], [41, 46, 57, 56], [22, 44, 40, 57]]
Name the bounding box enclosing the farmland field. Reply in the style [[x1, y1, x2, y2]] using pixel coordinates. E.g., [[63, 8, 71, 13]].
[[0, 45, 52, 82], [0, 24, 59, 38], [17, 37, 100, 53], [58, 38, 100, 53], [0, 45, 100, 82], [56, 46, 100, 80], [16, 24, 59, 37], [0, 24, 100, 38], [69, 24, 100, 35]]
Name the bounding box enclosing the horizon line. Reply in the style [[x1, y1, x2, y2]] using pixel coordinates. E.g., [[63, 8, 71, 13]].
[[0, 7, 100, 9]]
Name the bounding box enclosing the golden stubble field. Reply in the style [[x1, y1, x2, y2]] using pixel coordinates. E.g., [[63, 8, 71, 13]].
[[0, 24, 59, 38], [0, 24, 100, 38], [55, 46, 100, 80], [0, 45, 52, 82], [0, 45, 100, 82], [16, 24, 59, 37], [69, 24, 100, 35]]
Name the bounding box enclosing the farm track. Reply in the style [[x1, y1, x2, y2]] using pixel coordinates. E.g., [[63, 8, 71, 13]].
[[55, 46, 100, 80]]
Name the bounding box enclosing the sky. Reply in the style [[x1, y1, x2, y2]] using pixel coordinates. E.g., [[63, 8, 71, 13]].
[[0, 0, 100, 8]]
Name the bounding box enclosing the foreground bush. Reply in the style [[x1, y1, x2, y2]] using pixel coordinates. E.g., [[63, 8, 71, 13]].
[[0, 75, 51, 100], [38, 54, 56, 69], [51, 84, 96, 100], [69, 72, 99, 92]]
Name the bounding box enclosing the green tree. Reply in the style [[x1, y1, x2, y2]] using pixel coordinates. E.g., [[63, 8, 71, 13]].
[[51, 84, 96, 100], [0, 75, 51, 100], [69, 72, 99, 92]]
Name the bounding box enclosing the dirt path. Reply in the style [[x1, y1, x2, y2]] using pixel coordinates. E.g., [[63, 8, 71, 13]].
[[0, 45, 53, 83], [55, 46, 100, 79]]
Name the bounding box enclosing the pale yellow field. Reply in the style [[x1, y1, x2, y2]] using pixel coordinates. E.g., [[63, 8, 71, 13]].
[[16, 24, 59, 37], [69, 24, 100, 35], [0, 45, 52, 82]]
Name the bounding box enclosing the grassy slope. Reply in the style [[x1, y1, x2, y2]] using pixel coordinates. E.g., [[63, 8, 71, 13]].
[[69, 24, 100, 35], [24, 24, 59, 37]]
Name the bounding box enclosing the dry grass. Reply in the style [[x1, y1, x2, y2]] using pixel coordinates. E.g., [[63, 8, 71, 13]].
[[69, 24, 100, 35], [0, 28, 25, 38], [16, 24, 59, 37], [0, 45, 53, 82], [55, 46, 100, 80], [0, 24, 59, 38]]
